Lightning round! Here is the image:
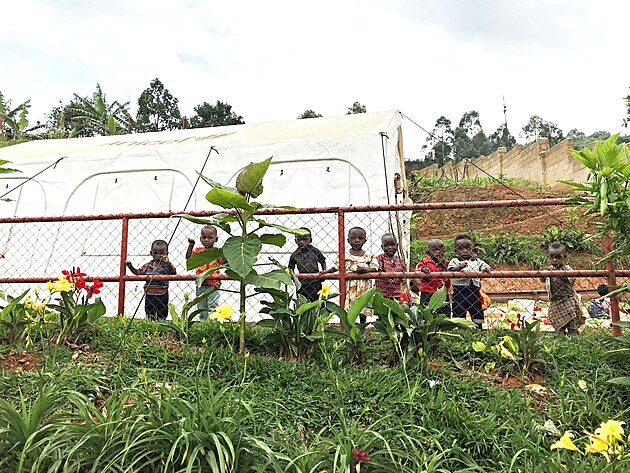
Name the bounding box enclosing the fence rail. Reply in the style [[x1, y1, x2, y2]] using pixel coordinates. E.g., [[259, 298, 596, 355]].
[[0, 198, 623, 335]]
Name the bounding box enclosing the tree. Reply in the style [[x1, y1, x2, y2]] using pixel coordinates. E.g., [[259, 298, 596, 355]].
[[0, 91, 41, 139], [59, 84, 132, 137], [189, 100, 244, 128], [451, 110, 491, 161], [567, 128, 611, 150], [297, 110, 322, 119], [136, 78, 181, 132], [489, 125, 517, 151], [521, 115, 564, 146], [422, 116, 454, 166], [346, 101, 366, 114]]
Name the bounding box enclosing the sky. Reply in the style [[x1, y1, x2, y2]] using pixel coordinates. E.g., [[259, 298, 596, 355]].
[[1, 0, 629, 160]]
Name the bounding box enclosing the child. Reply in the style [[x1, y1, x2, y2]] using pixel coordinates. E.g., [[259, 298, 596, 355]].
[[415, 238, 451, 316], [288, 228, 327, 302], [186, 225, 222, 320], [322, 226, 378, 323], [126, 239, 177, 321], [587, 284, 612, 319], [375, 233, 407, 301], [542, 242, 585, 334], [447, 234, 491, 328]]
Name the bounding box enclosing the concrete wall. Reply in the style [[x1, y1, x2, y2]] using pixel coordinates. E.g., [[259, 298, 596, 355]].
[[415, 138, 589, 188]]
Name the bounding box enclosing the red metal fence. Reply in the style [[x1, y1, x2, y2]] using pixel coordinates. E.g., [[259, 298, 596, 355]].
[[0, 199, 624, 334]]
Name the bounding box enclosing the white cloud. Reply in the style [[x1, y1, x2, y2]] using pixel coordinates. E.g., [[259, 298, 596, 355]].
[[1, 0, 629, 159]]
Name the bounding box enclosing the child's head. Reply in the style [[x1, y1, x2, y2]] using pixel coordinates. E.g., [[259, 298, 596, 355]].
[[454, 234, 475, 260], [295, 227, 312, 249], [200, 225, 218, 249], [381, 233, 398, 257], [597, 284, 610, 297], [427, 238, 445, 260], [547, 241, 566, 268], [151, 239, 169, 261], [347, 227, 367, 251]]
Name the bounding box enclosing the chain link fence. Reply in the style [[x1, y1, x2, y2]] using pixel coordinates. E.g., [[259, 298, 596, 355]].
[[0, 200, 627, 331]]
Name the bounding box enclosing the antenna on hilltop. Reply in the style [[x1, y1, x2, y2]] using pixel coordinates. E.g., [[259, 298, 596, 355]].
[[502, 95, 508, 130]]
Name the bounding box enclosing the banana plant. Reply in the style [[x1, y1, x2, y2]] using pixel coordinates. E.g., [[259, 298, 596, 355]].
[[181, 157, 308, 353]]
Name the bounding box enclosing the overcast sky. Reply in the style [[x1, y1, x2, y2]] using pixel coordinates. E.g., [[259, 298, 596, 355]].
[[1, 0, 629, 159]]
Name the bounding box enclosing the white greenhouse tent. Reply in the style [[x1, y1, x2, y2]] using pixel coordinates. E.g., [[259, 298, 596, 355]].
[[0, 110, 411, 316]]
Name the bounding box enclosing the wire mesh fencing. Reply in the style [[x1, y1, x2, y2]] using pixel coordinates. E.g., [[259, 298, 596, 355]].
[[0, 200, 626, 332]]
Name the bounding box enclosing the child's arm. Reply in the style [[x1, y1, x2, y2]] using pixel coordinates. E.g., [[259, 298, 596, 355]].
[[288, 253, 297, 271], [185, 238, 195, 259], [317, 250, 326, 272], [126, 261, 139, 275], [480, 260, 491, 273]]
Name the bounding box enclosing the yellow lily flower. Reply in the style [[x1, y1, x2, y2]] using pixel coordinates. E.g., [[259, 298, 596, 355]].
[[471, 341, 486, 352], [46, 276, 73, 292], [209, 305, 234, 323], [551, 431, 580, 452], [318, 284, 331, 300], [597, 420, 625, 442], [585, 432, 611, 462]]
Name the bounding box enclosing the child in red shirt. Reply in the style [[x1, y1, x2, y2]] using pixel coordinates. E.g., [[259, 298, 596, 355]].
[[415, 239, 451, 316]]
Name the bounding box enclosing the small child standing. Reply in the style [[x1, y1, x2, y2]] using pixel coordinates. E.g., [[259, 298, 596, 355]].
[[375, 233, 407, 301], [323, 226, 378, 323], [447, 234, 491, 328], [415, 238, 451, 316], [288, 228, 327, 302], [186, 225, 222, 320], [542, 242, 585, 334], [126, 239, 177, 321]]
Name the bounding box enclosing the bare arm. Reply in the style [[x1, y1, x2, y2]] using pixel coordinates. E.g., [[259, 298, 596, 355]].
[[185, 238, 195, 260], [126, 261, 139, 275]]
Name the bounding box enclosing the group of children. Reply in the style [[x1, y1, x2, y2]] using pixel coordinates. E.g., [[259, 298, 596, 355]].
[[126, 224, 595, 334]]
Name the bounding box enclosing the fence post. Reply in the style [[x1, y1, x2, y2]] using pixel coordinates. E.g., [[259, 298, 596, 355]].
[[603, 233, 621, 336], [338, 209, 346, 308], [118, 217, 129, 316]]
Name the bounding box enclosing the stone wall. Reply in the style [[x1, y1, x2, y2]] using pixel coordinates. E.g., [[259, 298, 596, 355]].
[[415, 138, 589, 188]]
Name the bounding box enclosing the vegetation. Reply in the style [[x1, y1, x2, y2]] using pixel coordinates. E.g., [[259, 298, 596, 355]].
[[0, 316, 627, 472]]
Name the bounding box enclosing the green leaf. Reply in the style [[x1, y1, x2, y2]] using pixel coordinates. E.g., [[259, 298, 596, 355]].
[[186, 247, 224, 270], [244, 269, 293, 290], [608, 377, 630, 386], [254, 219, 310, 235], [197, 173, 238, 193], [235, 157, 272, 198], [223, 235, 262, 278], [347, 287, 378, 326], [259, 233, 287, 247], [295, 300, 324, 316], [206, 187, 254, 212], [428, 286, 447, 312], [175, 214, 232, 234]]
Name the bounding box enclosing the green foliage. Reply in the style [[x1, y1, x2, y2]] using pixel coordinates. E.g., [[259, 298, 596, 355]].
[[296, 109, 322, 119], [480, 233, 547, 266], [607, 321, 630, 386], [135, 78, 181, 132], [488, 124, 517, 151], [0, 91, 42, 139], [521, 115, 565, 146], [181, 157, 306, 353], [372, 287, 475, 363], [0, 291, 34, 345], [346, 101, 367, 114], [257, 287, 333, 360], [189, 100, 244, 128], [59, 84, 132, 137], [161, 289, 218, 340], [562, 135, 630, 260], [540, 225, 595, 253]]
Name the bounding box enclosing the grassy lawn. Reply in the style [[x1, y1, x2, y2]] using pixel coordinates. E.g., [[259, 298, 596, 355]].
[[0, 318, 628, 472]]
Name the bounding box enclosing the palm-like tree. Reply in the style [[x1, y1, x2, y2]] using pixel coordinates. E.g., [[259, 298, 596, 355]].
[[0, 91, 42, 139], [61, 84, 132, 137]]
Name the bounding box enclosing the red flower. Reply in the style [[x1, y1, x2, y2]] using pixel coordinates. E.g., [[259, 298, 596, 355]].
[[62, 268, 88, 288], [352, 448, 371, 464], [86, 280, 103, 299]]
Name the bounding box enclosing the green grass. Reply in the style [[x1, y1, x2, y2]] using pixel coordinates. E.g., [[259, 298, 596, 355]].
[[0, 318, 628, 472]]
